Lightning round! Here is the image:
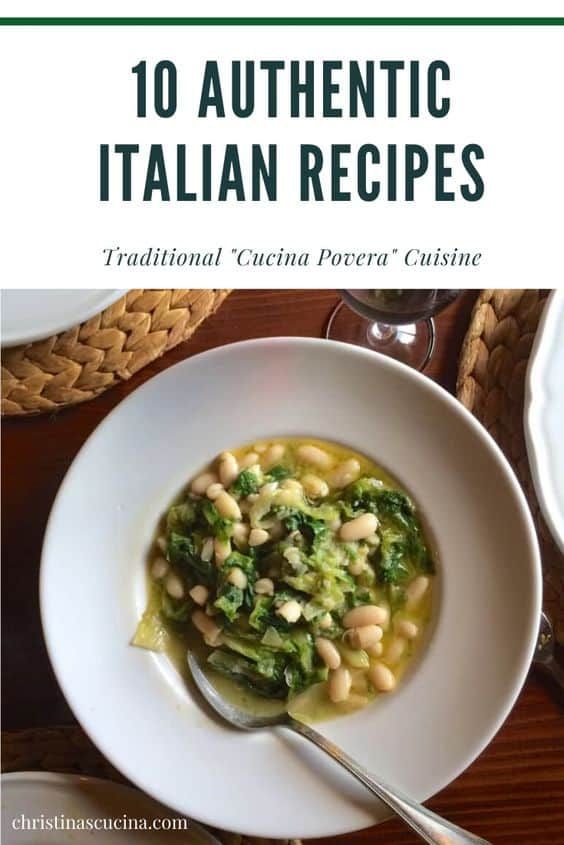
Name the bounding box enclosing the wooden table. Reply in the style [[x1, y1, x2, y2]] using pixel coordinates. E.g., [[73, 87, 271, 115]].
[[2, 290, 563, 844]]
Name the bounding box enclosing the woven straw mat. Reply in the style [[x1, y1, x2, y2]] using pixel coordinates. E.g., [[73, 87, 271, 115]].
[[457, 289, 564, 642], [1, 289, 230, 416]]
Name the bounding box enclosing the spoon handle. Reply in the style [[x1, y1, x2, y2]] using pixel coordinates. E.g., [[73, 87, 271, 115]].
[[288, 717, 491, 845]]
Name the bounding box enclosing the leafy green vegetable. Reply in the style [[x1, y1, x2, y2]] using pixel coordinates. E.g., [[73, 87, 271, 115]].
[[214, 584, 244, 622], [378, 530, 411, 584], [224, 550, 257, 581], [342, 478, 434, 585], [267, 464, 292, 482], [133, 586, 170, 650], [213, 552, 257, 622], [166, 501, 196, 534], [208, 649, 287, 698], [218, 627, 326, 697], [201, 500, 234, 541], [261, 626, 293, 649], [249, 596, 273, 632], [279, 509, 327, 550], [222, 634, 285, 678], [231, 469, 260, 497], [167, 532, 215, 586], [142, 456, 435, 706], [161, 594, 191, 623], [335, 641, 370, 669], [284, 662, 328, 695]]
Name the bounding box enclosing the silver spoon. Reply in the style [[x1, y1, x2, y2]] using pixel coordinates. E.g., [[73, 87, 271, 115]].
[[534, 611, 564, 694], [187, 653, 491, 845]]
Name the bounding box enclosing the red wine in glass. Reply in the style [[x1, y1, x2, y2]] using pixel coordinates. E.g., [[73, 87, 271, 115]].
[[326, 289, 460, 370]]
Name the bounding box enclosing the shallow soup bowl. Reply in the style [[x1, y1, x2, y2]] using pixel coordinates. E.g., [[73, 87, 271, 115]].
[[41, 338, 541, 839]]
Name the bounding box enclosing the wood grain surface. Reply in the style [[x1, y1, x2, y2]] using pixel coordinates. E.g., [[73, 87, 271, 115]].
[[2, 289, 563, 845]]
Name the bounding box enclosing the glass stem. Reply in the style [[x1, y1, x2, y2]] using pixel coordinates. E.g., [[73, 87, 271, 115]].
[[366, 322, 397, 347]]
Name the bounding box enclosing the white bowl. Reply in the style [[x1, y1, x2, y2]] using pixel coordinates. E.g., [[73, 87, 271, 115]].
[[41, 338, 541, 840], [1, 289, 126, 347], [525, 289, 564, 554], [2, 772, 221, 845]]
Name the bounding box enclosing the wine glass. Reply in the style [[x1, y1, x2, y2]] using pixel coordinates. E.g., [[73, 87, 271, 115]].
[[326, 289, 460, 370]]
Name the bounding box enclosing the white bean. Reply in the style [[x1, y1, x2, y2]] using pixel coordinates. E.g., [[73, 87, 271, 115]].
[[348, 559, 366, 576], [302, 474, 329, 499], [227, 567, 247, 589], [155, 536, 167, 553], [395, 619, 419, 639], [254, 578, 274, 596], [189, 585, 209, 606], [218, 452, 239, 487], [315, 637, 341, 670], [366, 641, 384, 657], [377, 603, 391, 630], [365, 533, 380, 547], [214, 491, 242, 520], [151, 556, 169, 580], [384, 636, 406, 666], [192, 610, 222, 646], [328, 667, 352, 702], [296, 444, 333, 470], [276, 489, 301, 508], [346, 625, 383, 650], [281, 478, 303, 492], [249, 528, 270, 547], [263, 444, 285, 469], [406, 575, 430, 609], [231, 522, 250, 549], [343, 604, 387, 629], [276, 600, 302, 623], [165, 573, 184, 599], [206, 482, 224, 500], [318, 612, 333, 630], [214, 537, 231, 565], [200, 537, 214, 562], [240, 452, 259, 469], [191, 471, 218, 495], [370, 662, 396, 692], [259, 481, 278, 496], [283, 546, 301, 566], [340, 513, 378, 542], [328, 459, 361, 489]]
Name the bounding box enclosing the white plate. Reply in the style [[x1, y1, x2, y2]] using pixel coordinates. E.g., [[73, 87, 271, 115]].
[[525, 290, 564, 554], [40, 339, 542, 839], [1, 772, 220, 845], [1, 290, 126, 347]]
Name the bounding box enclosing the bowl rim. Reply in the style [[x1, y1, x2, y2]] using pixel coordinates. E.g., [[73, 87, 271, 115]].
[[40, 336, 543, 838], [524, 289, 564, 554], [1, 771, 222, 845], [1, 289, 127, 348]]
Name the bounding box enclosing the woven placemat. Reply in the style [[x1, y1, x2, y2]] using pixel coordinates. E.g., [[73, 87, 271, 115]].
[[457, 289, 564, 642], [1, 289, 230, 416]]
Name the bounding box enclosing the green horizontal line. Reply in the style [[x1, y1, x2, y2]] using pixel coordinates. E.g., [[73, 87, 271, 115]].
[[0, 17, 563, 26]]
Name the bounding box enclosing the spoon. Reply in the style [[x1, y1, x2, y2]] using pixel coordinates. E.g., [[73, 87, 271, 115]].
[[187, 653, 491, 845], [534, 611, 564, 694]]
